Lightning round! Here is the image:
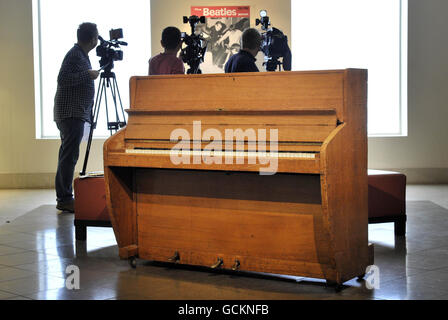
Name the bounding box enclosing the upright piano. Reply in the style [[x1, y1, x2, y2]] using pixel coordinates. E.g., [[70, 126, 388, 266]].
[[103, 69, 373, 288]]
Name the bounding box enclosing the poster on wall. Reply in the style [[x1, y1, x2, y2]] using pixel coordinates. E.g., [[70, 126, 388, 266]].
[[191, 6, 250, 73]]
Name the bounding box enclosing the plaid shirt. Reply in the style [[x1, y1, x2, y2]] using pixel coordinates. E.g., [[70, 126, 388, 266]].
[[54, 44, 95, 123]]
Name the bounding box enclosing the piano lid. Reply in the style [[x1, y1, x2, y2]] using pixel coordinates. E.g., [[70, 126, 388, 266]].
[[129, 70, 352, 122]]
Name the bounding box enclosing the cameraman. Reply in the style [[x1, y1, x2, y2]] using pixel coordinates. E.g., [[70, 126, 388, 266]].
[[54, 22, 99, 212], [224, 28, 262, 73], [149, 27, 185, 75]]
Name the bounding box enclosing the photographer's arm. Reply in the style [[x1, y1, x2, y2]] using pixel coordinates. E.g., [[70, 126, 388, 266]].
[[57, 55, 97, 88]]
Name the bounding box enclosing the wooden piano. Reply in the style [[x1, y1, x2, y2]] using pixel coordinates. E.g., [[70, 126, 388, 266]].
[[103, 69, 373, 288]]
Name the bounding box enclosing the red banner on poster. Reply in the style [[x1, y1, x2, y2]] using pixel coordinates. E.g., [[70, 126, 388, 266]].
[[191, 6, 250, 18]]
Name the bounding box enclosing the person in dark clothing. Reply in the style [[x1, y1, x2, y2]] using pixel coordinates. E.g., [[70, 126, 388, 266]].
[[54, 22, 99, 212], [224, 28, 262, 73], [149, 26, 185, 75]]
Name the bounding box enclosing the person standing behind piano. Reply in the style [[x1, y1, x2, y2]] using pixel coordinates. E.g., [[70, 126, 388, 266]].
[[148, 27, 185, 75], [224, 28, 262, 73], [54, 22, 99, 212]]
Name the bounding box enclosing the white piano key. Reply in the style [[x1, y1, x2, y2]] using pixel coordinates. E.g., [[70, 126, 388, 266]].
[[126, 149, 316, 159]]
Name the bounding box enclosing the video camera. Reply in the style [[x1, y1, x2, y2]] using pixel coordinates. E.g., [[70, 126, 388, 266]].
[[255, 10, 291, 72], [180, 15, 208, 74], [96, 28, 128, 74]]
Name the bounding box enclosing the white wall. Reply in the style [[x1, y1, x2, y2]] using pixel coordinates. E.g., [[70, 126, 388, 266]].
[[0, 0, 447, 188], [0, 0, 106, 188], [368, 0, 448, 183]]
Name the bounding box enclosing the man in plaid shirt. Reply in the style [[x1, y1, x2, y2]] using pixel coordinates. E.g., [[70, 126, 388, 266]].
[[54, 22, 99, 212]]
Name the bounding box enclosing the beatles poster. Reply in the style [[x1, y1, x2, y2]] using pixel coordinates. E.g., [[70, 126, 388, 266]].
[[191, 6, 250, 73]]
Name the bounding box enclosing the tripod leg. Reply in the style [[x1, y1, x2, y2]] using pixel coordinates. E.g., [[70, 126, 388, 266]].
[[80, 77, 104, 176], [104, 78, 113, 135], [109, 77, 121, 128], [81, 72, 127, 176], [112, 75, 127, 127]]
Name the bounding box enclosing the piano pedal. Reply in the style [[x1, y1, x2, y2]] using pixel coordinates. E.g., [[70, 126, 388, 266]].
[[231, 259, 241, 271], [168, 251, 180, 263], [211, 257, 224, 269]]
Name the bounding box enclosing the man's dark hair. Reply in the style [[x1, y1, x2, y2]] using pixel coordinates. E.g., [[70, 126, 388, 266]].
[[241, 28, 262, 51], [77, 22, 98, 44], [161, 26, 182, 50]]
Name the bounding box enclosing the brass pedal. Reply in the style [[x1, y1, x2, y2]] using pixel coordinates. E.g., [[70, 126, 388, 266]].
[[211, 257, 223, 269], [168, 251, 180, 263], [231, 259, 240, 271]]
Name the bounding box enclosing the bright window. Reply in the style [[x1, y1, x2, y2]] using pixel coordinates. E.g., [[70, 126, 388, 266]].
[[291, 0, 407, 136], [32, 0, 151, 138]]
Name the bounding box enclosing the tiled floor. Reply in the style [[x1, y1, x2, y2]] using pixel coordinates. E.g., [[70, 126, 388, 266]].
[[0, 186, 447, 300]]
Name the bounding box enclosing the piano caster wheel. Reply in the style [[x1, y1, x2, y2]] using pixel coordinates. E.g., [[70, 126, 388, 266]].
[[326, 280, 343, 293], [357, 273, 365, 282], [129, 256, 137, 269], [334, 284, 343, 293]]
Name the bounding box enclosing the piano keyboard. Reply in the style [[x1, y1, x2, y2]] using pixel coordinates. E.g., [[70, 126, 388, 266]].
[[125, 149, 316, 159]]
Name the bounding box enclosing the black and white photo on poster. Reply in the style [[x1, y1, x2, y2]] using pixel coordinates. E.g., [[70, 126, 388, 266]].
[[191, 6, 250, 73]]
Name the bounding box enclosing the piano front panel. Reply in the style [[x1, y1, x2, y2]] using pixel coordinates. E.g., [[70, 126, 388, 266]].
[[135, 169, 333, 273]]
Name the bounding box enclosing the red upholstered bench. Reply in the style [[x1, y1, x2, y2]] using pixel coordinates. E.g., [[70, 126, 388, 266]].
[[367, 169, 407, 236], [74, 176, 111, 241], [74, 170, 407, 240]]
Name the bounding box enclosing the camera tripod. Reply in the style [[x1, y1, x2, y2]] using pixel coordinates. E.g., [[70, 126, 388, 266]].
[[186, 60, 202, 74], [80, 69, 126, 176]]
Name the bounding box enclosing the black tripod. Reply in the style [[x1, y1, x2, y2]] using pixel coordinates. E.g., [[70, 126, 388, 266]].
[[186, 59, 203, 74], [80, 68, 126, 176]]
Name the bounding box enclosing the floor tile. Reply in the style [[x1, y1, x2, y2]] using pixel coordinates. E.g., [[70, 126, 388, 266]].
[[371, 277, 448, 300], [0, 233, 43, 245], [1, 187, 448, 300], [0, 266, 36, 282], [25, 286, 118, 300], [0, 274, 66, 296], [0, 251, 62, 267], [0, 245, 30, 257], [12, 258, 74, 278], [4, 295, 33, 300], [0, 289, 18, 299]]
